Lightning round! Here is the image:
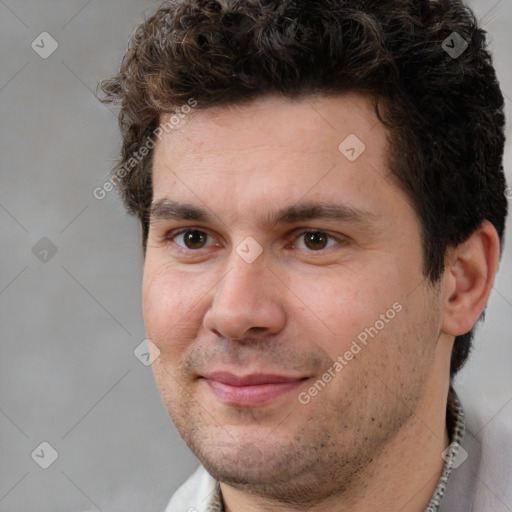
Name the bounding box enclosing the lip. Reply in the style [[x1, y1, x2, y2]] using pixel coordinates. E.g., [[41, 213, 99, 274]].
[[201, 372, 307, 407]]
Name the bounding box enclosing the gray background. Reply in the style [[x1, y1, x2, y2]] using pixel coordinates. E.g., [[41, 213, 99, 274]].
[[0, 1, 511, 511]]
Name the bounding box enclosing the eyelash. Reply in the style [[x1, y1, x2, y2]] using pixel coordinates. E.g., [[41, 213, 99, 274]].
[[164, 228, 346, 252]]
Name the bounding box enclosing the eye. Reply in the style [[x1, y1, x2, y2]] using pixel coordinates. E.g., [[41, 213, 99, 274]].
[[293, 230, 342, 251], [170, 229, 217, 250], [165, 228, 345, 253]]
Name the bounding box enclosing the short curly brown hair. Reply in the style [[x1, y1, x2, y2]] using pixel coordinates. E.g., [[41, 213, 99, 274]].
[[99, 0, 508, 378]]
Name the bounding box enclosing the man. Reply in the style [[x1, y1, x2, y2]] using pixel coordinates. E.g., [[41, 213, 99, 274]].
[[99, 0, 509, 510]]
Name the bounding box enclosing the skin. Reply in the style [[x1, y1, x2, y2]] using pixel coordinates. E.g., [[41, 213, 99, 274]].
[[143, 93, 500, 512]]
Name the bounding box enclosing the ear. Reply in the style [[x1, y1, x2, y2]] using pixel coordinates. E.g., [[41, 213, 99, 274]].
[[440, 220, 501, 337]]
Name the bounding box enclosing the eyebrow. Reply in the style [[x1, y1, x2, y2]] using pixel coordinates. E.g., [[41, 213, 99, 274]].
[[149, 199, 379, 230]]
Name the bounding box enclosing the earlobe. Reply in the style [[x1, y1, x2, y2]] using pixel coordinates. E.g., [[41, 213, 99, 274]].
[[441, 220, 500, 337]]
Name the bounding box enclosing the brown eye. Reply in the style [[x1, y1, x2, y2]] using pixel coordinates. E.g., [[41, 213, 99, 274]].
[[294, 230, 341, 251], [303, 231, 329, 250], [174, 229, 211, 249], [184, 230, 208, 249]]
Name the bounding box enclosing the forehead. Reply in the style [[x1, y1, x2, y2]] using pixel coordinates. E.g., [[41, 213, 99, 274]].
[[150, 92, 408, 230], [156, 92, 383, 159]]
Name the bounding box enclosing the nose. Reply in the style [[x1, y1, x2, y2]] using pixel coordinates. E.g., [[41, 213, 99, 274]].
[[202, 250, 286, 342]]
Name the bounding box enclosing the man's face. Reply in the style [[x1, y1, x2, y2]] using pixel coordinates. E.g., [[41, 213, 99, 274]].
[[143, 93, 445, 502]]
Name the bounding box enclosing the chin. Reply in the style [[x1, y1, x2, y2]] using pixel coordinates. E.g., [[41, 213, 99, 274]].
[[192, 436, 283, 484]]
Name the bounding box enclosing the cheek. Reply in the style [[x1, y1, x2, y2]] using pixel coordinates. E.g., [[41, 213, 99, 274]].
[[291, 269, 401, 361], [142, 263, 206, 355]]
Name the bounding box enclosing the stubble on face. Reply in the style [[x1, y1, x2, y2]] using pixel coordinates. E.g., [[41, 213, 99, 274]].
[[144, 93, 445, 508], [150, 286, 442, 508]]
